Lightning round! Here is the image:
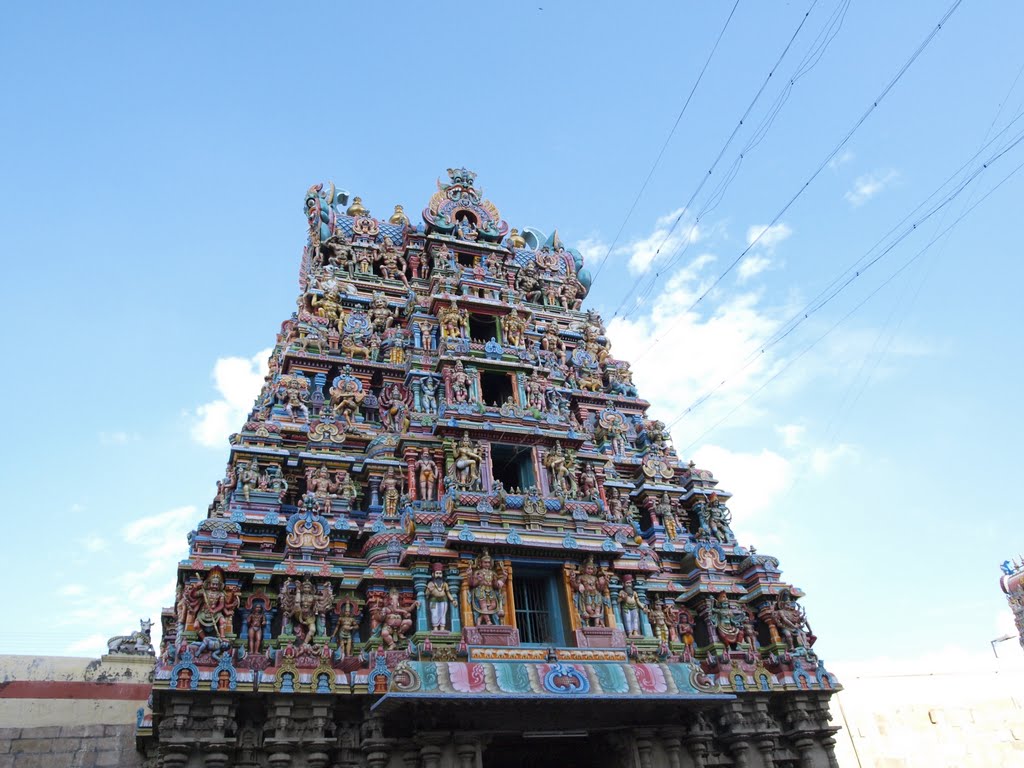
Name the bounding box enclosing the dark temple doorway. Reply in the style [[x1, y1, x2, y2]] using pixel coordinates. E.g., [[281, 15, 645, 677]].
[[482, 734, 617, 768]]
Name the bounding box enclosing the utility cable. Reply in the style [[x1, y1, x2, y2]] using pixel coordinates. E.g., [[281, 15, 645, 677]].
[[589, 0, 742, 285], [628, 0, 965, 359]]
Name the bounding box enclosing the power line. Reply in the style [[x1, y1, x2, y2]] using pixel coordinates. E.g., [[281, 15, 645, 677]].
[[617, 0, 852, 319], [604, 0, 825, 313], [661, 115, 1024, 428], [673, 155, 1024, 452], [589, 0, 742, 285], [628, 0, 965, 361]]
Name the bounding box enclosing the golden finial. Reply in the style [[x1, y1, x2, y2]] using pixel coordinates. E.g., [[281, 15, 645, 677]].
[[389, 204, 409, 225], [509, 228, 526, 249], [346, 196, 369, 217]]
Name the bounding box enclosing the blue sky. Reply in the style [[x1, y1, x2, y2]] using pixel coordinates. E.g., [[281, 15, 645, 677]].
[[2, 1, 1022, 665]]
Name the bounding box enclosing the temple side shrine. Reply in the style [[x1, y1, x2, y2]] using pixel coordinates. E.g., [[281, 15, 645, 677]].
[[142, 170, 840, 768]]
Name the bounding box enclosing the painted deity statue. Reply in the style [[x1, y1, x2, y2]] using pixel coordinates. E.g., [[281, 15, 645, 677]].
[[655, 492, 678, 539], [695, 493, 735, 542], [448, 432, 482, 490], [380, 466, 403, 517], [540, 324, 566, 366], [708, 592, 747, 649], [424, 564, 457, 631], [448, 360, 471, 404], [421, 376, 439, 413], [332, 603, 360, 658], [503, 309, 528, 347], [438, 299, 467, 339], [375, 588, 414, 649], [236, 459, 260, 502], [367, 292, 396, 334], [375, 237, 408, 286], [767, 589, 812, 650], [618, 576, 644, 638], [192, 569, 234, 639], [378, 383, 411, 433], [524, 371, 547, 411], [543, 441, 577, 496], [415, 448, 438, 501], [466, 549, 506, 625], [646, 595, 671, 644], [578, 463, 599, 501], [569, 557, 611, 627], [515, 262, 543, 303], [247, 603, 266, 655], [305, 466, 339, 514]]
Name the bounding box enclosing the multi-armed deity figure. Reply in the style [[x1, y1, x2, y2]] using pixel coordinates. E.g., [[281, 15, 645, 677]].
[[543, 441, 578, 496], [374, 588, 414, 650], [766, 589, 813, 651], [466, 549, 506, 625]]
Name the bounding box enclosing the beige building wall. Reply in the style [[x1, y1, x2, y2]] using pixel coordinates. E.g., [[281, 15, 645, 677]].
[[830, 652, 1024, 767], [0, 653, 152, 768]]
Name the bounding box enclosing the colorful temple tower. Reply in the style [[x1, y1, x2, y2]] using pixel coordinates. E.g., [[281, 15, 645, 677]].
[[143, 170, 840, 767], [1000, 559, 1024, 651]]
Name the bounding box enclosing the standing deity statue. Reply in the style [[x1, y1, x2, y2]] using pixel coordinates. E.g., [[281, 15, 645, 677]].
[[646, 595, 671, 644], [311, 287, 344, 328], [560, 274, 583, 310], [421, 376, 439, 413], [569, 557, 611, 627], [415, 448, 438, 501], [424, 564, 457, 631], [438, 299, 467, 340], [605, 487, 625, 523], [378, 383, 411, 433], [448, 360, 471, 404], [194, 569, 231, 640], [655, 492, 679, 539], [380, 466, 403, 517], [618, 575, 644, 638], [695, 493, 735, 542], [766, 589, 812, 650], [503, 309, 528, 347], [332, 602, 361, 658], [524, 371, 548, 411], [578, 464, 599, 501], [305, 466, 338, 514], [540, 324, 567, 366], [448, 432, 483, 490], [542, 441, 577, 496], [375, 237, 408, 286], [466, 550, 506, 625], [247, 602, 266, 655]]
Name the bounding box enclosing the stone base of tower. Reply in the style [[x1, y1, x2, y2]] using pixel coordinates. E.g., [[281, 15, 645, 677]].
[[145, 689, 839, 768]]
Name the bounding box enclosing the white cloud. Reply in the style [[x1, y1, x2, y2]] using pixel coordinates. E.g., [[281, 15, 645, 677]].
[[810, 443, 858, 474], [81, 534, 108, 552], [691, 444, 794, 532], [845, 169, 898, 206], [59, 584, 86, 597], [191, 348, 272, 448], [746, 222, 792, 250], [827, 149, 855, 170], [737, 254, 773, 282], [65, 634, 107, 656], [776, 424, 806, 448], [122, 505, 198, 545], [616, 207, 700, 274], [99, 431, 141, 445]]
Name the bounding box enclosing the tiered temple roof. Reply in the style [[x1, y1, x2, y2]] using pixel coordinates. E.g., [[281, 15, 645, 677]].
[[143, 169, 840, 768]]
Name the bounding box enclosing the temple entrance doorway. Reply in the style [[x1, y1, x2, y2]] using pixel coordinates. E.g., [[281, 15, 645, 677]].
[[482, 733, 616, 768]]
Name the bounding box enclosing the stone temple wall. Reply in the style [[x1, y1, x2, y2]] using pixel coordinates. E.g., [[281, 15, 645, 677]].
[[0, 654, 152, 768]]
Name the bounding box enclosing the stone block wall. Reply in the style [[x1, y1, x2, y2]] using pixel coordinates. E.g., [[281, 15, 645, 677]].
[[0, 725, 142, 768]]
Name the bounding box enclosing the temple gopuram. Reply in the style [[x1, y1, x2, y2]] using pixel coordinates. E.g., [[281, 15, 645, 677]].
[[1001, 559, 1024, 651], [142, 170, 840, 768]]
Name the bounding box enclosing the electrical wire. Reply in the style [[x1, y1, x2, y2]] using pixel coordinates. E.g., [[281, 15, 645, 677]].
[[603, 0, 825, 312], [673, 155, 1024, 452], [589, 0, 742, 285], [627, 0, 965, 359]]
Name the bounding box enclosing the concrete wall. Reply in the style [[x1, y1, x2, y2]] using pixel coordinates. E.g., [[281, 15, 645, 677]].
[[830, 654, 1024, 767], [0, 654, 152, 768]]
